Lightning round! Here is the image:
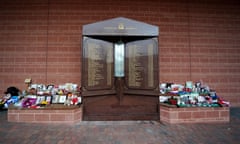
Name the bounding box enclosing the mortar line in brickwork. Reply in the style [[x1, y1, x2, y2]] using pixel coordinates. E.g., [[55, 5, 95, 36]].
[[187, 0, 192, 80], [45, 0, 50, 83]]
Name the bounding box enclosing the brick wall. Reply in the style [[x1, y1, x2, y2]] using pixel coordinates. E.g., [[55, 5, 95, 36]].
[[8, 106, 83, 124], [0, 0, 240, 105], [160, 104, 230, 123]]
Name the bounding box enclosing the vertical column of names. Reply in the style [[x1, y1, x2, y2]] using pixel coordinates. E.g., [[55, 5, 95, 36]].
[[126, 39, 158, 90], [148, 44, 154, 87], [85, 39, 113, 90], [127, 44, 144, 88], [87, 43, 104, 87], [106, 46, 113, 86]]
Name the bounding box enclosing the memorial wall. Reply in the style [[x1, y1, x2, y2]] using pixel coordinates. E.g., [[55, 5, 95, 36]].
[[81, 17, 159, 120], [82, 17, 159, 98]]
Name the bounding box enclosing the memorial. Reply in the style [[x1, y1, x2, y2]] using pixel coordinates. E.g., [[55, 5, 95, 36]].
[[82, 17, 159, 120], [5, 17, 230, 124]]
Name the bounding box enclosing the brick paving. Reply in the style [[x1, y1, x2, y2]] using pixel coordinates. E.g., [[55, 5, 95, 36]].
[[0, 107, 239, 144]]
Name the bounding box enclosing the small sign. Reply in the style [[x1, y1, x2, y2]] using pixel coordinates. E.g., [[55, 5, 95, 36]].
[[24, 78, 32, 84]]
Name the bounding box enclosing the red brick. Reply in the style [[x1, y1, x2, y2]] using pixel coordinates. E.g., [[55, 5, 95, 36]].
[[178, 111, 191, 119], [65, 114, 74, 121], [43, 110, 58, 113], [192, 111, 206, 119], [50, 114, 66, 121], [15, 68, 25, 73], [206, 111, 220, 118], [19, 114, 35, 121], [8, 113, 19, 122], [169, 111, 178, 119], [35, 114, 50, 121], [160, 110, 169, 118], [74, 111, 82, 121], [220, 111, 230, 117]]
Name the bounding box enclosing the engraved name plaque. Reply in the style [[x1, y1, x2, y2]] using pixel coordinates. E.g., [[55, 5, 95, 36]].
[[125, 38, 158, 90], [82, 37, 113, 91]]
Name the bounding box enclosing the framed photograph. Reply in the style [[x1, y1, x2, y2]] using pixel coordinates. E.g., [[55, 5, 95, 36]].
[[58, 95, 67, 103], [36, 96, 45, 104], [45, 96, 52, 104], [52, 95, 59, 104]]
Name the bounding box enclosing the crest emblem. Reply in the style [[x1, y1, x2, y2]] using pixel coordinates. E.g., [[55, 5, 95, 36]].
[[118, 23, 124, 30]]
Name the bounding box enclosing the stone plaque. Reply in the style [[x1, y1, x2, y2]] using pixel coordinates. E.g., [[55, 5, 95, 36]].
[[125, 38, 158, 90], [82, 37, 113, 90]]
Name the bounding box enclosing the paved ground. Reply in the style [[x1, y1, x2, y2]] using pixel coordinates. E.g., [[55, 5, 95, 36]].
[[0, 107, 240, 144]]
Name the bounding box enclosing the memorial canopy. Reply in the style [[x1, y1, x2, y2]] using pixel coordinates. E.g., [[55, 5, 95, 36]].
[[83, 17, 159, 36]]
